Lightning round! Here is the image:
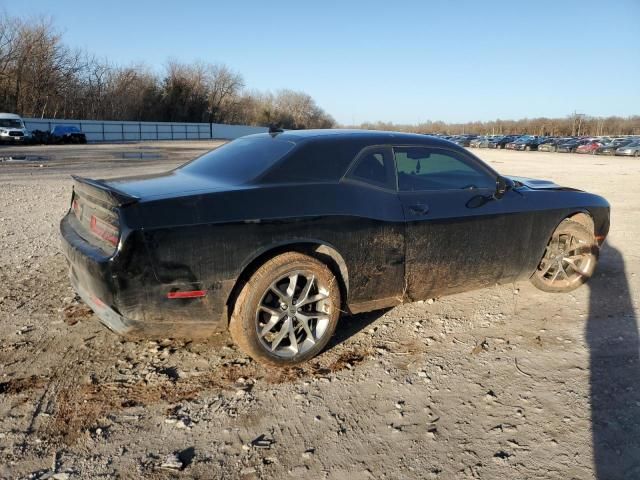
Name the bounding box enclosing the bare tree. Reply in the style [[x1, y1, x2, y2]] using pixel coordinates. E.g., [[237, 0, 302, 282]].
[[205, 63, 244, 124]]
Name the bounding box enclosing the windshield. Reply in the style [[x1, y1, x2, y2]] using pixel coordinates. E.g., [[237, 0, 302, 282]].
[[0, 119, 23, 128], [180, 136, 296, 184]]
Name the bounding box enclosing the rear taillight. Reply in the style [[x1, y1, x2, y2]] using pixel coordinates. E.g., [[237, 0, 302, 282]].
[[90, 214, 119, 247], [72, 197, 82, 218]]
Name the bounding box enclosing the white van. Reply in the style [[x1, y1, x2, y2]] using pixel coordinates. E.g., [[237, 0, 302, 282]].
[[0, 113, 28, 143]]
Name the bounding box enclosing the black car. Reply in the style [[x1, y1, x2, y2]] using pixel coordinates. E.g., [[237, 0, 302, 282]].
[[49, 125, 88, 144], [596, 139, 633, 155], [557, 139, 589, 153], [28, 129, 51, 145], [487, 135, 518, 149], [60, 130, 610, 366], [506, 136, 544, 151]]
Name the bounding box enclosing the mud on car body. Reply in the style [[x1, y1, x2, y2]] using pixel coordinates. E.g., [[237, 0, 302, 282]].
[[60, 129, 610, 366]]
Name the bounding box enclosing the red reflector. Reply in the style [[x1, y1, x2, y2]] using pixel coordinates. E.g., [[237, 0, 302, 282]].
[[167, 290, 207, 299], [91, 295, 106, 308]]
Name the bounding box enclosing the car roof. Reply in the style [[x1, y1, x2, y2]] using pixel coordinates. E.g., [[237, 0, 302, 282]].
[[246, 128, 456, 147], [0, 113, 22, 119]]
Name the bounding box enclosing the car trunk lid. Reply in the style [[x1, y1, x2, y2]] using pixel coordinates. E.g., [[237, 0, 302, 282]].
[[101, 170, 232, 201], [69, 175, 138, 253]]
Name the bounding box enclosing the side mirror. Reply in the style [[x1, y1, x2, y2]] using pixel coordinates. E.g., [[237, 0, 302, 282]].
[[494, 176, 513, 200]]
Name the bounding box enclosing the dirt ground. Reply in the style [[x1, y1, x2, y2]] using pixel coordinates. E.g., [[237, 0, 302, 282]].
[[0, 141, 638, 480]]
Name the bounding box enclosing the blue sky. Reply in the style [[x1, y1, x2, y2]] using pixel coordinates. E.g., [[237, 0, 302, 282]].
[[7, 0, 640, 124]]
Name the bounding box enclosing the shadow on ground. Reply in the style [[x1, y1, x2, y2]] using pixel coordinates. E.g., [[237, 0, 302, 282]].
[[587, 244, 640, 479], [326, 308, 390, 351]]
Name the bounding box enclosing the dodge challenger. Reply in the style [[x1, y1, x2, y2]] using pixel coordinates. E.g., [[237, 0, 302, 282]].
[[60, 130, 610, 366]]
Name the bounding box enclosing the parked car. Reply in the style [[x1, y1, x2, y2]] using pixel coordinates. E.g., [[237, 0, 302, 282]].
[[615, 141, 640, 157], [28, 129, 51, 145], [476, 136, 497, 148], [60, 129, 610, 366], [49, 125, 87, 144], [487, 135, 517, 149], [0, 112, 28, 144], [506, 136, 542, 151], [451, 135, 478, 147], [576, 140, 605, 154], [469, 137, 486, 148], [538, 138, 568, 152], [596, 139, 633, 155], [557, 139, 589, 153]]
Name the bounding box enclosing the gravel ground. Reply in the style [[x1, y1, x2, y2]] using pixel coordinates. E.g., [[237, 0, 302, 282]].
[[0, 142, 638, 480]]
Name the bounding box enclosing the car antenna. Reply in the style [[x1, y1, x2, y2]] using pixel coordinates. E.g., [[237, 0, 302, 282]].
[[268, 123, 284, 135]]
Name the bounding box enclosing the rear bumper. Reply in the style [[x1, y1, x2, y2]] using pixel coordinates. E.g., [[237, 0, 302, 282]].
[[60, 213, 228, 338], [70, 270, 134, 335], [61, 213, 133, 334]]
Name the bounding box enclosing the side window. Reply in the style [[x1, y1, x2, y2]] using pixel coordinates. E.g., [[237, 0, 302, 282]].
[[346, 147, 395, 190], [394, 147, 494, 192]]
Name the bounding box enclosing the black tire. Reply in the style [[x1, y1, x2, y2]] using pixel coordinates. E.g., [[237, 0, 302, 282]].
[[229, 252, 341, 366], [530, 220, 598, 293]]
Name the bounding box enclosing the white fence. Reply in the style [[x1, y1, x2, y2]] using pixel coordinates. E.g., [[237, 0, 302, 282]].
[[22, 118, 268, 142]]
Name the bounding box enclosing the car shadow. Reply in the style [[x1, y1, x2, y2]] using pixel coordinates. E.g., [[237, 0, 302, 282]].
[[326, 308, 391, 351], [587, 244, 640, 479]]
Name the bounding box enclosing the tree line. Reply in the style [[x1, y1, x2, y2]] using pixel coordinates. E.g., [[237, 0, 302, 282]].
[[0, 14, 335, 129], [356, 114, 640, 137]]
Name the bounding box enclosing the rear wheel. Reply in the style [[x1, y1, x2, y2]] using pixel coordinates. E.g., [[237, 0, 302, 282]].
[[229, 252, 340, 366], [530, 220, 598, 293]]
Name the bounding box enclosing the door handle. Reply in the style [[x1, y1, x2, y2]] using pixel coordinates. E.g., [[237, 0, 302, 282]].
[[408, 203, 429, 215]]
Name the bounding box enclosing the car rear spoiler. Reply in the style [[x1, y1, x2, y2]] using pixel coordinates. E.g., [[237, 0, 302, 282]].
[[71, 175, 139, 207]]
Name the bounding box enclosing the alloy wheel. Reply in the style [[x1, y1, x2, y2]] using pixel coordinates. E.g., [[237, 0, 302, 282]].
[[537, 231, 596, 289], [255, 271, 331, 358]]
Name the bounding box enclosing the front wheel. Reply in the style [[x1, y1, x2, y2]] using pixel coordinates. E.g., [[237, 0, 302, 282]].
[[229, 252, 341, 366], [530, 220, 598, 293]]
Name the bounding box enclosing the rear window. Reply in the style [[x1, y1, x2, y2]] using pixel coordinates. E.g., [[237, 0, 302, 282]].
[[180, 136, 296, 184]]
